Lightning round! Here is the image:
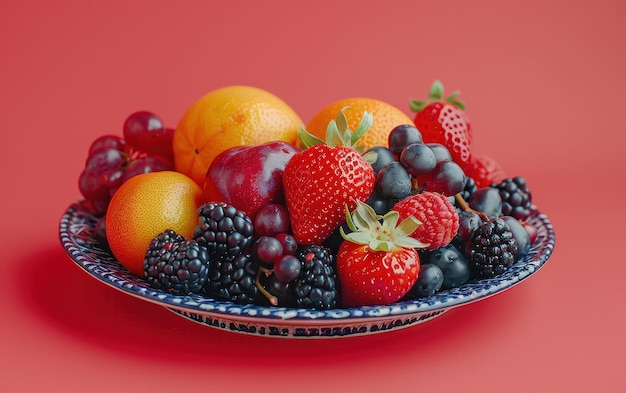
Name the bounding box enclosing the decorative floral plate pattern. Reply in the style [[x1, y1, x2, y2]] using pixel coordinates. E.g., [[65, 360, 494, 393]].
[[59, 201, 555, 338]]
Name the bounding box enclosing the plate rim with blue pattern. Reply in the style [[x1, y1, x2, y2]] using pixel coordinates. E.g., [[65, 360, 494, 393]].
[[59, 201, 555, 338]]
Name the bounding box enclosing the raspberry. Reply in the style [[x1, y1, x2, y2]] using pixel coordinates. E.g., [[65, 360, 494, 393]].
[[143, 231, 210, 295], [392, 191, 460, 249], [466, 218, 518, 279], [491, 176, 532, 221]]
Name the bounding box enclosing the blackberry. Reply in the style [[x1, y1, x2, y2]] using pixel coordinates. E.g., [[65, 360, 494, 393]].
[[458, 176, 477, 203], [142, 230, 185, 274], [144, 231, 210, 295], [293, 245, 338, 310], [194, 202, 254, 259], [466, 218, 518, 279], [491, 176, 532, 221], [203, 252, 259, 305]]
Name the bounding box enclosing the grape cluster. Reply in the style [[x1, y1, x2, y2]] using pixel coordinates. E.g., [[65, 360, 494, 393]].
[[249, 203, 307, 305], [366, 124, 467, 215], [194, 202, 337, 309], [361, 124, 539, 296], [78, 111, 175, 217]]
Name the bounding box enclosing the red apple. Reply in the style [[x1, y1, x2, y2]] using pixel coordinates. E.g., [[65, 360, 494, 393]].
[[203, 141, 299, 219]]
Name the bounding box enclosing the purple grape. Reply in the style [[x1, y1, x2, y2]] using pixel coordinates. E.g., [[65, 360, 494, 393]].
[[500, 216, 530, 260], [100, 169, 124, 194], [123, 111, 174, 159], [399, 143, 437, 176], [366, 146, 396, 174], [469, 187, 502, 219], [254, 203, 291, 237], [456, 210, 482, 241], [388, 124, 423, 156], [273, 255, 302, 283], [252, 236, 283, 266], [376, 161, 412, 199], [78, 168, 108, 200], [425, 143, 452, 163], [416, 160, 466, 195], [88, 134, 128, 156], [85, 148, 126, 175], [275, 233, 297, 255], [122, 156, 174, 182]]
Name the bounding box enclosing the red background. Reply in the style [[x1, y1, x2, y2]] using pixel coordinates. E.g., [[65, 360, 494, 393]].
[[2, 0, 625, 391]]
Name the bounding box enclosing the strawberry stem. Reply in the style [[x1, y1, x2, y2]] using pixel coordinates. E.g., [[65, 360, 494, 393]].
[[409, 80, 466, 112]]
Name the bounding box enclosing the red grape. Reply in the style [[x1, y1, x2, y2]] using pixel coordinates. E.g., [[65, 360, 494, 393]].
[[122, 155, 174, 182], [273, 255, 302, 283], [122, 111, 174, 160], [252, 236, 283, 266], [78, 168, 108, 200], [86, 148, 126, 174], [254, 203, 291, 237], [88, 134, 128, 156]]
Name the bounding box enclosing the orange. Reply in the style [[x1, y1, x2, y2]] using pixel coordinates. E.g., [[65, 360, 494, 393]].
[[173, 85, 303, 186], [105, 171, 204, 276], [305, 98, 414, 151]]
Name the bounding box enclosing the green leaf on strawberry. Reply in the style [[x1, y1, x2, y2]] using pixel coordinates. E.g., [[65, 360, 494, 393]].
[[340, 201, 427, 251], [283, 109, 377, 245], [299, 106, 374, 154], [336, 200, 426, 307], [409, 80, 466, 112], [409, 80, 472, 165]]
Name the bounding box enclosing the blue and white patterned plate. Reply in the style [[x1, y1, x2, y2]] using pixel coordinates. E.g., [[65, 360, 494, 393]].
[[59, 201, 555, 338]]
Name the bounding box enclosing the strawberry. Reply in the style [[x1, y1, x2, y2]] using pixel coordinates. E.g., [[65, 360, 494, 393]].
[[337, 201, 427, 307], [283, 109, 376, 245], [410, 80, 472, 166], [462, 154, 506, 188], [392, 191, 459, 249]]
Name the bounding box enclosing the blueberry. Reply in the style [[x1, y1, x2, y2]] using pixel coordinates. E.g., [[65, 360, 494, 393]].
[[500, 216, 531, 259], [408, 264, 444, 298], [469, 187, 502, 219], [426, 245, 470, 289]]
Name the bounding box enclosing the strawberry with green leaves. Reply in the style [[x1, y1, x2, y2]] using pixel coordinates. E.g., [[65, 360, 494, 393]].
[[337, 201, 427, 307], [410, 80, 473, 166], [283, 109, 376, 245]]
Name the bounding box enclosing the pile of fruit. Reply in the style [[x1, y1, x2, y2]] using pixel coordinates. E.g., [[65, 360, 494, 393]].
[[77, 82, 536, 310]]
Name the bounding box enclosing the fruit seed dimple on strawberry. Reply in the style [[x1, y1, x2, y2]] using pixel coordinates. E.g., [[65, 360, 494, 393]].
[[283, 108, 376, 245]]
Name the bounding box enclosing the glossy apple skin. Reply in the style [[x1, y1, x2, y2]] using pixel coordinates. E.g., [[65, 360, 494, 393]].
[[203, 141, 299, 219]]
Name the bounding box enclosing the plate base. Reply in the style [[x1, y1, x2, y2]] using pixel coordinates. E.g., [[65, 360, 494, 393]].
[[167, 307, 448, 338]]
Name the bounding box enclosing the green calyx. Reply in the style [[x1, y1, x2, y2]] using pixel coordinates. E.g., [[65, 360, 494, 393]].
[[298, 107, 375, 160], [409, 80, 466, 113], [340, 200, 429, 252]]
